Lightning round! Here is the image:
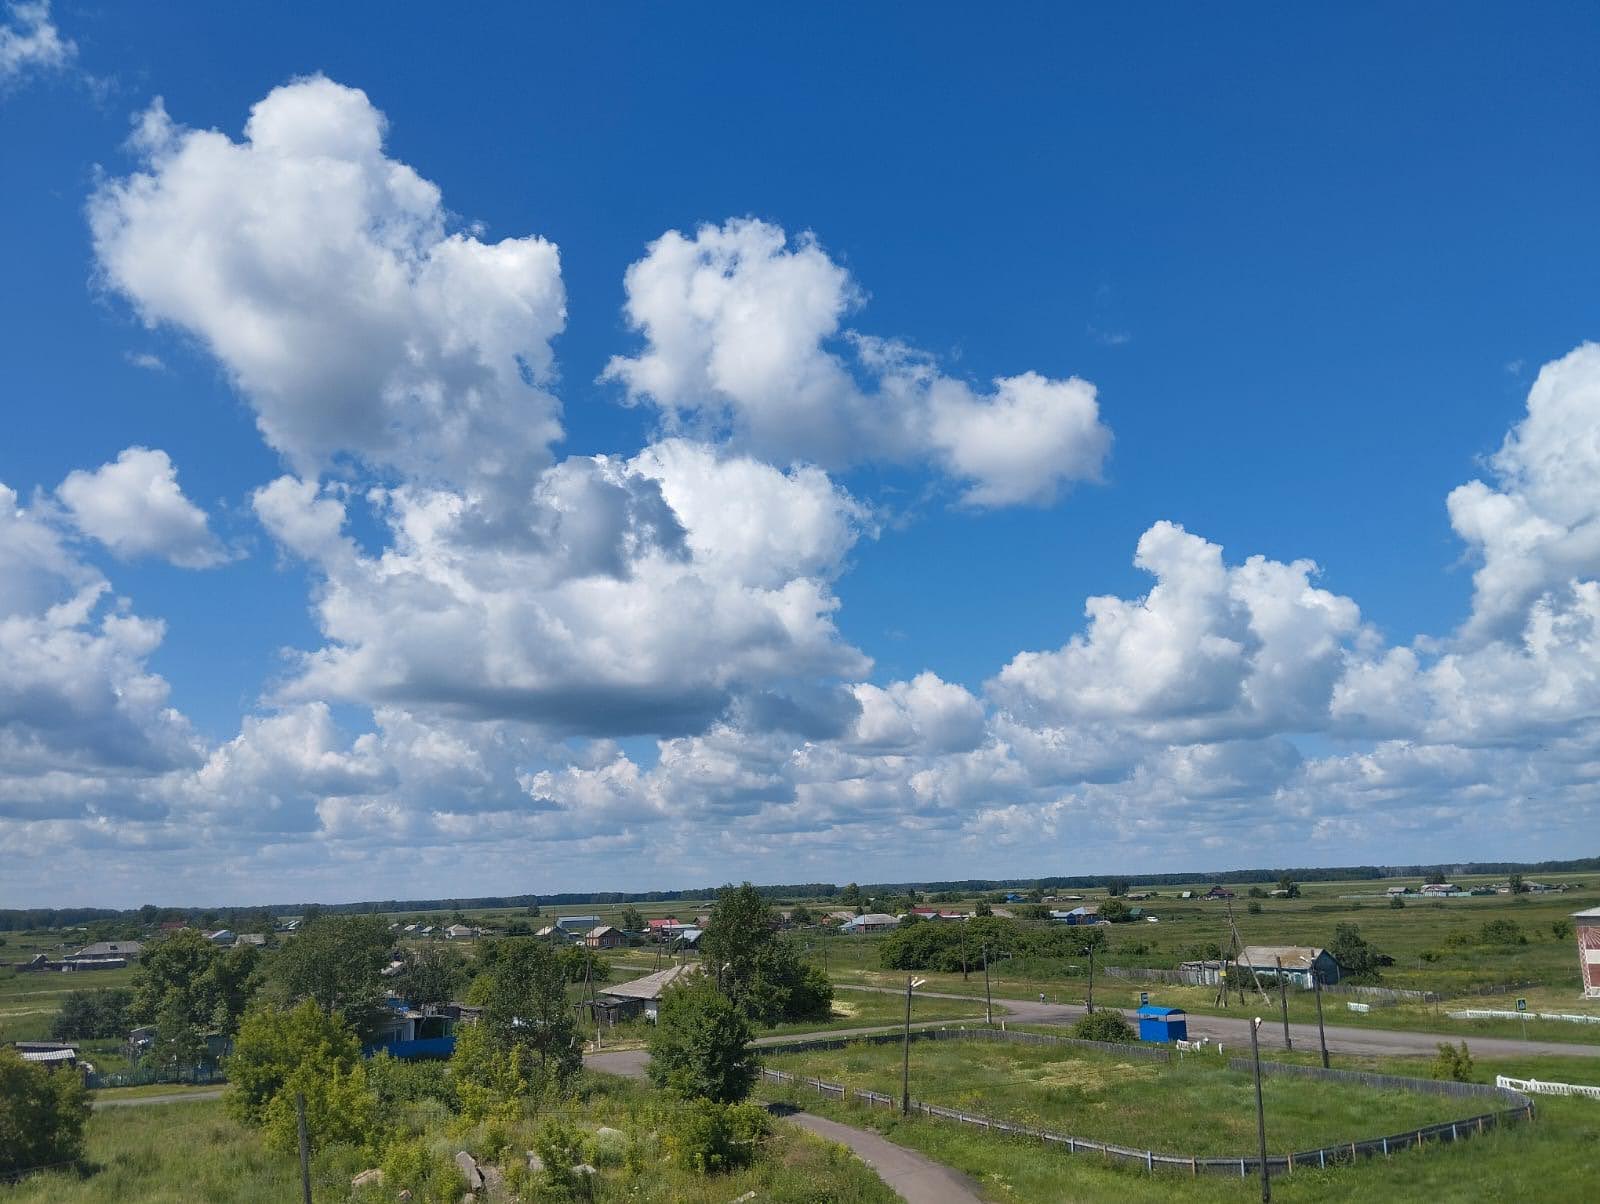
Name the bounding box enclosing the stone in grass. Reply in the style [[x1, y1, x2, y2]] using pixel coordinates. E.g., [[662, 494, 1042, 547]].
[[525, 1151, 544, 1173], [572, 1164, 598, 1176], [479, 1166, 505, 1196], [730, 1193, 758, 1203], [351, 1168, 384, 1188], [454, 1150, 485, 1190]]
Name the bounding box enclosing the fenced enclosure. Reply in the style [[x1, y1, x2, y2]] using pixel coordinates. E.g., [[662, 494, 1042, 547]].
[[1496, 1075, 1600, 1099], [758, 1028, 1534, 1179], [86, 1065, 226, 1089]]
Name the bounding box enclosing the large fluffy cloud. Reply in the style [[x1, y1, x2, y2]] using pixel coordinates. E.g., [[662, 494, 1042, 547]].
[[0, 485, 200, 796], [604, 218, 1111, 507], [57, 446, 228, 567], [89, 76, 566, 500], [253, 442, 871, 736]]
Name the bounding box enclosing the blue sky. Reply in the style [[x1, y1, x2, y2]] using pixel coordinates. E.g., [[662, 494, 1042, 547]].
[[2, 3, 1598, 906]]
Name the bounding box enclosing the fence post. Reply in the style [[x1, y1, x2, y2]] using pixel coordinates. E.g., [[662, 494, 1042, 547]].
[[295, 1091, 312, 1204]]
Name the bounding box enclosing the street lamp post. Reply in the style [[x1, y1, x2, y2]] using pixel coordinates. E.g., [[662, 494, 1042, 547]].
[[1312, 972, 1330, 1069], [901, 975, 927, 1114], [1249, 1016, 1271, 1203], [982, 945, 993, 1024]]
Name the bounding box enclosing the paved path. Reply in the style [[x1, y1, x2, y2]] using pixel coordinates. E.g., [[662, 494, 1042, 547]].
[[839, 983, 1600, 1060], [92, 1089, 224, 1108], [584, 1049, 983, 1203]]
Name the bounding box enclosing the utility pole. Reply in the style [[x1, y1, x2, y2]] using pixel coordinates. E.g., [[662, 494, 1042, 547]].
[[1085, 940, 1095, 1014], [960, 921, 969, 981], [1274, 958, 1292, 1050], [295, 1091, 312, 1204], [1249, 1018, 1271, 1203], [1312, 972, 1330, 1069], [982, 944, 993, 1024], [901, 975, 926, 1114]]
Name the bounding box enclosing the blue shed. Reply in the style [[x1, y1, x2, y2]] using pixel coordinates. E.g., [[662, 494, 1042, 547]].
[[1136, 1005, 1187, 1043]]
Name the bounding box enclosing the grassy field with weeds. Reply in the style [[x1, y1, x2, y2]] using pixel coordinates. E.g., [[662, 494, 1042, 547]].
[[11, 1074, 898, 1204], [764, 1036, 1473, 1156], [759, 1046, 1600, 1202]]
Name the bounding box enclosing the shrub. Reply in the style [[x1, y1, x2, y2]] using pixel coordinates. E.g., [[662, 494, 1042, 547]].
[[666, 1098, 771, 1174], [260, 1059, 382, 1156], [1479, 919, 1527, 946], [1431, 1041, 1475, 1082], [1071, 1011, 1136, 1043], [0, 1048, 91, 1176], [648, 975, 758, 1103], [1389, 894, 1406, 909], [226, 1000, 363, 1126], [50, 987, 133, 1041], [1553, 919, 1574, 939], [367, 1049, 456, 1115], [379, 1137, 465, 1204], [531, 1116, 592, 1194], [1246, 901, 1263, 915]]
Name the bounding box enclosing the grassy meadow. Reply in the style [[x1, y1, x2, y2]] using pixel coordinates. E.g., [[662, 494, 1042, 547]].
[[763, 1036, 1472, 1156], [11, 1075, 898, 1204], [759, 1046, 1600, 1203]]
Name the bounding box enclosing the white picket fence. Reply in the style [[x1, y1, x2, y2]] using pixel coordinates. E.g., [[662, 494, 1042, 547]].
[[1448, 1009, 1600, 1025], [1495, 1075, 1600, 1100]]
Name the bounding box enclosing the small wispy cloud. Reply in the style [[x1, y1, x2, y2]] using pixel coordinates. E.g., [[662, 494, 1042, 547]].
[[126, 351, 167, 372], [0, 1, 76, 86], [1088, 324, 1132, 347]]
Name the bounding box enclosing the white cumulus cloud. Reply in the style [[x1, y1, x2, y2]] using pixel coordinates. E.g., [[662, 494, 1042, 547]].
[[0, 2, 74, 85], [57, 446, 228, 567]]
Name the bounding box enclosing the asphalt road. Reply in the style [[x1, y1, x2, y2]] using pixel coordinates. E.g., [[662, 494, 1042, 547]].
[[840, 983, 1600, 1060]]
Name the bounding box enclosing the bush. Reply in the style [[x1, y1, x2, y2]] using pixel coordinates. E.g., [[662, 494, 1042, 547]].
[[50, 987, 133, 1041], [379, 1137, 465, 1204], [1071, 1011, 1136, 1043], [0, 1048, 91, 1175], [666, 1099, 771, 1174], [1553, 918, 1574, 939], [1431, 1041, 1475, 1082], [648, 975, 758, 1103], [1246, 901, 1263, 915], [1479, 919, 1527, 946], [1389, 894, 1406, 909], [531, 1116, 592, 1195], [368, 1050, 456, 1115], [226, 1000, 363, 1126]]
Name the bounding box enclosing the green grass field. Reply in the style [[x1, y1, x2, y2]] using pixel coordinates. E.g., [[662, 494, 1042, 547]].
[[759, 1047, 1600, 1203], [764, 1036, 1472, 1157]]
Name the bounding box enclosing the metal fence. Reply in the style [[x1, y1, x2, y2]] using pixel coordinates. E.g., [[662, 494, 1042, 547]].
[[765, 1024, 1171, 1063], [1496, 1075, 1600, 1100], [86, 1065, 226, 1089], [760, 1030, 1534, 1179], [1099, 964, 1439, 1003]]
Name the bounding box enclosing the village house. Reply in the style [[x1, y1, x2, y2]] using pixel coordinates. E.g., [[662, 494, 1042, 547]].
[[841, 913, 898, 934], [591, 963, 703, 1025], [1236, 945, 1342, 987], [584, 925, 625, 949]]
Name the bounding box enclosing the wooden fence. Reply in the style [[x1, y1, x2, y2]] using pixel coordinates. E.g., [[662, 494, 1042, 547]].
[[759, 1029, 1534, 1179]]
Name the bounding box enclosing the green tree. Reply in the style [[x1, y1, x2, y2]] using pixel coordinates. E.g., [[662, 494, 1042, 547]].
[[393, 943, 467, 1008], [1097, 898, 1130, 923], [1431, 1041, 1475, 1082], [648, 976, 758, 1103], [701, 883, 833, 1025], [225, 1000, 363, 1126], [261, 1059, 381, 1156], [150, 996, 207, 1073], [789, 902, 814, 926], [50, 988, 132, 1041], [1553, 918, 1574, 939], [1389, 893, 1407, 909], [1508, 873, 1527, 894], [839, 882, 861, 906], [477, 940, 582, 1090], [1276, 876, 1301, 898], [265, 914, 391, 1041], [973, 901, 992, 917], [130, 929, 261, 1038], [620, 905, 646, 932], [1329, 922, 1385, 983], [1105, 879, 1128, 897], [0, 1049, 91, 1175]]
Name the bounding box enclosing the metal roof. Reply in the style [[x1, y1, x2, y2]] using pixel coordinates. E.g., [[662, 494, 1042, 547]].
[[602, 963, 703, 1001], [1237, 946, 1330, 971]]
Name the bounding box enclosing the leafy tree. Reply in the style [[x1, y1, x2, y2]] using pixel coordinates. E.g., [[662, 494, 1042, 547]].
[[265, 914, 391, 1041], [1014, 903, 1051, 920], [226, 1000, 363, 1126], [262, 1058, 380, 1156], [50, 988, 132, 1041], [701, 883, 832, 1025], [648, 975, 758, 1104], [0, 1048, 91, 1175], [665, 1099, 770, 1174], [394, 943, 467, 1007], [1105, 879, 1128, 898], [620, 905, 646, 933], [526, 900, 541, 918], [1478, 919, 1527, 946], [789, 902, 814, 926], [898, 912, 923, 928], [556, 944, 612, 985], [1425, 871, 1447, 886], [1389, 894, 1407, 909], [1246, 900, 1264, 915], [1276, 876, 1301, 898], [973, 901, 992, 917], [1097, 898, 1130, 923], [1329, 922, 1385, 983], [1553, 918, 1574, 939], [1508, 873, 1527, 894], [477, 940, 581, 1090], [1071, 1011, 1135, 1043], [1247, 886, 1268, 899], [130, 929, 261, 1037], [839, 883, 861, 906], [150, 997, 207, 1072]]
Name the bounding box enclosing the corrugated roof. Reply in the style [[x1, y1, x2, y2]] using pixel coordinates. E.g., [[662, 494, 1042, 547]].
[[1572, 907, 1600, 919], [1237, 945, 1329, 971], [603, 963, 703, 1001]]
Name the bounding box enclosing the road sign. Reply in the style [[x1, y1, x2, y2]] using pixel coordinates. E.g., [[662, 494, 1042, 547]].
[[1140, 991, 1149, 1006], [1516, 998, 1527, 1012]]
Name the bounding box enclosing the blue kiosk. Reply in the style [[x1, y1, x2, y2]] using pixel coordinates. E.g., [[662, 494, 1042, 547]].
[[1136, 1004, 1187, 1043]]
